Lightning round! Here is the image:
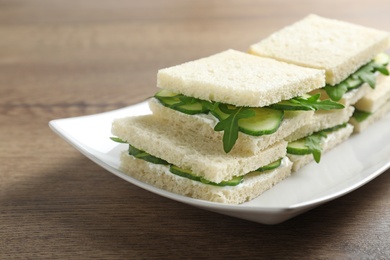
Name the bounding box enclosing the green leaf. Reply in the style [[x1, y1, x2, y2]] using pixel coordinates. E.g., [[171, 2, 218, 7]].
[[214, 104, 255, 153], [323, 82, 349, 102], [305, 133, 325, 163], [356, 66, 376, 88], [372, 63, 389, 76], [323, 53, 390, 100], [270, 93, 344, 111], [353, 109, 372, 122], [110, 137, 127, 143], [292, 94, 345, 110]]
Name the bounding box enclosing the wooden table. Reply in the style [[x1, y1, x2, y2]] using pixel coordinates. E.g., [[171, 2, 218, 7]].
[[1, 0, 390, 258]]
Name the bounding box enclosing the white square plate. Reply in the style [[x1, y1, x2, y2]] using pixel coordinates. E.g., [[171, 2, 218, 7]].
[[49, 101, 390, 224]]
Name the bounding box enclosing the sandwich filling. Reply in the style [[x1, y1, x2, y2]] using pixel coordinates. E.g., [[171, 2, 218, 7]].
[[319, 53, 389, 102], [154, 90, 343, 153], [287, 123, 349, 163], [111, 137, 284, 187]]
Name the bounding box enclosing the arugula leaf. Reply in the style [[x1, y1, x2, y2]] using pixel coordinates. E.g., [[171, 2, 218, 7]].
[[202, 100, 219, 112], [305, 132, 327, 163], [110, 137, 127, 143], [353, 109, 372, 123], [303, 123, 348, 163], [214, 104, 255, 153], [372, 63, 389, 75], [354, 65, 376, 88], [324, 53, 390, 101], [323, 82, 349, 101], [293, 94, 345, 110]]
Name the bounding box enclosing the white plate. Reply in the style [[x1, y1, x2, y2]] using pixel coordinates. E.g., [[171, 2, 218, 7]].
[[49, 101, 390, 224]]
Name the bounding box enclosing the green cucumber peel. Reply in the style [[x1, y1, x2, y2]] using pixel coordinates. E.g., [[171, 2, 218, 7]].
[[255, 158, 282, 172], [213, 104, 256, 153], [324, 53, 390, 101], [169, 165, 243, 187], [154, 90, 213, 114], [320, 122, 348, 133], [111, 138, 170, 165], [128, 144, 169, 165]]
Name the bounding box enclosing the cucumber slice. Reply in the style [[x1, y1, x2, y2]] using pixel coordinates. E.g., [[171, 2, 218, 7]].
[[346, 78, 362, 89], [155, 89, 179, 98], [175, 102, 206, 115], [128, 145, 169, 165], [155, 91, 207, 115], [169, 165, 201, 182], [255, 158, 282, 172], [287, 139, 312, 155], [238, 107, 283, 136], [169, 165, 243, 186], [374, 52, 390, 66]]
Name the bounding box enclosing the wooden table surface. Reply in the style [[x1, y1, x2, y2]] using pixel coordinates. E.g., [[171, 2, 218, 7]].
[[1, 0, 390, 259]]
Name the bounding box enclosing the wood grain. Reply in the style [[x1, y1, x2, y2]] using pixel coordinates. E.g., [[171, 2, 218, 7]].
[[1, 0, 390, 258]]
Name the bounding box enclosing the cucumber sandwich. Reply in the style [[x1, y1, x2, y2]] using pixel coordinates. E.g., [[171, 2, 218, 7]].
[[111, 15, 389, 204], [350, 69, 390, 132], [151, 49, 343, 155], [249, 14, 390, 170], [111, 48, 345, 204], [111, 115, 292, 204]]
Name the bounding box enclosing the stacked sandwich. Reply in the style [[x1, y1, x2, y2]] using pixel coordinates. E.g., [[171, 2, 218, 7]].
[[350, 59, 390, 132], [111, 49, 347, 204], [111, 15, 390, 204], [249, 14, 390, 171]]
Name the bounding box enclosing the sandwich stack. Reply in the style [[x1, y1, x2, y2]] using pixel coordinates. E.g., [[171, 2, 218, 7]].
[[111, 49, 342, 204], [111, 15, 390, 204], [250, 14, 390, 171]]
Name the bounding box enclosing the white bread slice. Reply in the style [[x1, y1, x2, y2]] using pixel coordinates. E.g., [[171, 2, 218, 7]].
[[285, 106, 354, 142], [288, 124, 354, 172], [112, 115, 287, 183], [354, 68, 390, 113], [249, 14, 390, 85], [120, 152, 292, 204], [310, 83, 372, 107], [149, 97, 313, 154], [349, 99, 390, 133], [157, 49, 325, 107]]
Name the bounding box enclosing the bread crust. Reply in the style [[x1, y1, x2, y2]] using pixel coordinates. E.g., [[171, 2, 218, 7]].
[[112, 115, 287, 183], [249, 14, 390, 85], [157, 49, 325, 107], [120, 152, 292, 204], [285, 106, 354, 142], [149, 98, 313, 154]]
